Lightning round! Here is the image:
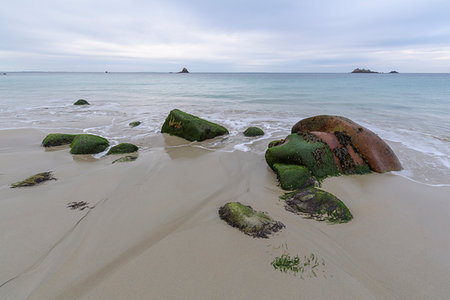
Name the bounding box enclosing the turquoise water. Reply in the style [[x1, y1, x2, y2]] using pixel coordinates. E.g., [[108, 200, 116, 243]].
[[0, 72, 449, 185]]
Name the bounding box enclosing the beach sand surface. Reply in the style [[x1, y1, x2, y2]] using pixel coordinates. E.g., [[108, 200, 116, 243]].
[[1, 128, 449, 299]]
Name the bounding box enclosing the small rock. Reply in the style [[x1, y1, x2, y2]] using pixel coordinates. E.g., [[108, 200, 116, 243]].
[[70, 134, 109, 154], [74, 99, 90, 105], [107, 143, 138, 155], [42, 133, 77, 147], [129, 121, 141, 127], [243, 127, 264, 137], [11, 171, 56, 188], [112, 156, 138, 163]]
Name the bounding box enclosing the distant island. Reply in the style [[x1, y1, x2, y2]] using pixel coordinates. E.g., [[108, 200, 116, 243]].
[[351, 68, 378, 73], [178, 67, 189, 73], [389, 70, 399, 74]]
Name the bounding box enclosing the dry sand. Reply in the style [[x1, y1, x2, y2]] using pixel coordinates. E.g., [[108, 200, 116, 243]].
[[1, 128, 449, 299]]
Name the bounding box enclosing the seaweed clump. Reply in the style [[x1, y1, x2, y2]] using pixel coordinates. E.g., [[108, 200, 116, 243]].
[[107, 143, 138, 155], [11, 171, 56, 188], [219, 202, 284, 238], [42, 133, 77, 147], [281, 187, 353, 224]]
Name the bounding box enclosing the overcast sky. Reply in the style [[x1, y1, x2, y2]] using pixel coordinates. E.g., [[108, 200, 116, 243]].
[[1, 0, 449, 72]]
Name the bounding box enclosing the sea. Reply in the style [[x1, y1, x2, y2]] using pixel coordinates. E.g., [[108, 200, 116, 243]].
[[0, 72, 449, 186]]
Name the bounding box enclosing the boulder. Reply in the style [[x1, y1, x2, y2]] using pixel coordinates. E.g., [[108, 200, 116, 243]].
[[219, 202, 285, 238], [161, 109, 229, 142], [11, 171, 56, 188], [291, 115, 402, 172], [70, 134, 109, 154], [244, 126, 264, 137], [129, 121, 141, 127], [74, 99, 90, 105], [281, 187, 353, 224], [273, 163, 315, 190], [265, 133, 340, 180], [107, 143, 138, 155], [42, 133, 77, 147]]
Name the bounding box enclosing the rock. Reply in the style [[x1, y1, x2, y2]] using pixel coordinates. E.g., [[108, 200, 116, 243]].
[[161, 109, 229, 142], [281, 187, 353, 224], [291, 115, 402, 172], [42, 133, 77, 147], [389, 70, 399, 73], [11, 171, 56, 188], [351, 68, 378, 73], [244, 127, 264, 137], [219, 202, 285, 238], [107, 143, 138, 155], [265, 133, 340, 180], [273, 163, 315, 190], [74, 99, 90, 105], [129, 121, 141, 127], [112, 156, 138, 163], [178, 67, 189, 73], [70, 134, 109, 154]]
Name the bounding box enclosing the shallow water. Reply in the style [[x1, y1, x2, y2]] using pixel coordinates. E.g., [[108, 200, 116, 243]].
[[0, 72, 449, 185]]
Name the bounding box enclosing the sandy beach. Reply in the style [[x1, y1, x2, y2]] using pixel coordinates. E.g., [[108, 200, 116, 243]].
[[1, 128, 450, 299]]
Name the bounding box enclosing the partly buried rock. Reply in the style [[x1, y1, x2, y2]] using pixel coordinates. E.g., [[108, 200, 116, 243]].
[[244, 126, 264, 137], [42, 133, 77, 147], [112, 156, 138, 164], [74, 99, 90, 105], [107, 143, 138, 155], [161, 109, 229, 142], [70, 134, 109, 154], [281, 187, 353, 224], [273, 163, 315, 190], [11, 171, 56, 188], [129, 121, 141, 127], [265, 133, 340, 180], [219, 202, 284, 238], [291, 115, 402, 173]]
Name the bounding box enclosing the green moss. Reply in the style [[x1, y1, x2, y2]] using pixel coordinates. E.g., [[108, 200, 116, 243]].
[[112, 155, 138, 163], [129, 121, 141, 127], [243, 126, 264, 137], [218, 202, 284, 238], [70, 134, 109, 154], [273, 163, 315, 190], [161, 109, 229, 142], [281, 187, 353, 224], [42, 133, 77, 147], [74, 99, 90, 105], [265, 134, 339, 180], [11, 171, 56, 188], [107, 143, 138, 155]]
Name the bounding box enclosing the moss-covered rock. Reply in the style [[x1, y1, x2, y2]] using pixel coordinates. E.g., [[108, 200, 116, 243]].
[[281, 187, 353, 224], [219, 202, 284, 238], [161, 109, 229, 142], [74, 99, 90, 105], [265, 133, 339, 180], [112, 156, 138, 164], [244, 127, 264, 137], [42, 133, 77, 147], [11, 171, 56, 188], [129, 121, 141, 127], [70, 134, 109, 154], [107, 143, 138, 155], [273, 163, 315, 190]]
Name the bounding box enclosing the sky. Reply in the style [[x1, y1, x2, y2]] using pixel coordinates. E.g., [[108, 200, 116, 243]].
[[1, 0, 449, 72]]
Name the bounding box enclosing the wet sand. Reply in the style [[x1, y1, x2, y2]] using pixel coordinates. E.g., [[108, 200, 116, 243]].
[[1, 128, 449, 299]]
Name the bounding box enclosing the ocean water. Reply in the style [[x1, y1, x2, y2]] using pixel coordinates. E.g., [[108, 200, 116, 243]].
[[0, 72, 449, 186]]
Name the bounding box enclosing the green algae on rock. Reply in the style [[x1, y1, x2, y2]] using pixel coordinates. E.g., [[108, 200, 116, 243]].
[[129, 121, 141, 127], [273, 163, 315, 190], [244, 126, 264, 137], [161, 109, 229, 142], [112, 155, 138, 164], [70, 134, 109, 154], [107, 143, 138, 155], [281, 187, 353, 224], [42, 133, 77, 147], [219, 202, 285, 238], [73, 99, 90, 105], [265, 133, 339, 180], [11, 171, 56, 188]]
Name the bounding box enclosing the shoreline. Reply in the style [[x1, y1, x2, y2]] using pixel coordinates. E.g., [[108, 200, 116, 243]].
[[1, 128, 450, 299]]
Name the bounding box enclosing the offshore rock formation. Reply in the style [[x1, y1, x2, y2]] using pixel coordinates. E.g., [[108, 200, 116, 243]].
[[178, 67, 189, 73], [161, 109, 229, 142], [351, 68, 378, 73]]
